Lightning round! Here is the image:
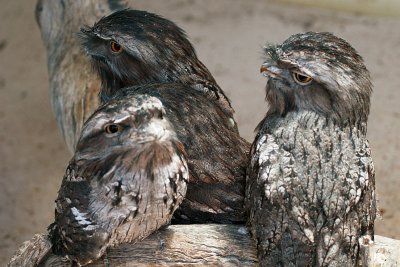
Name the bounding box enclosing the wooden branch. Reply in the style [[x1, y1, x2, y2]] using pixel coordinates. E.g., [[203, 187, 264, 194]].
[[36, 0, 127, 152], [8, 224, 258, 266], [8, 224, 400, 267]]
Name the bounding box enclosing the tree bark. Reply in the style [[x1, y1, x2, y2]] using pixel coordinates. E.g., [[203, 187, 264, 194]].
[[8, 224, 258, 267], [8, 225, 400, 267], [36, 0, 126, 153]]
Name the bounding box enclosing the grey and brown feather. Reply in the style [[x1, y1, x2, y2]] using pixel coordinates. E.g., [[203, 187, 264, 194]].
[[49, 94, 188, 265], [78, 9, 250, 224], [246, 32, 376, 266]]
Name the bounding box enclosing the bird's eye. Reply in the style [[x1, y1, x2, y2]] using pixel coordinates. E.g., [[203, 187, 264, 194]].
[[104, 124, 121, 134], [292, 71, 313, 85], [110, 41, 122, 53]]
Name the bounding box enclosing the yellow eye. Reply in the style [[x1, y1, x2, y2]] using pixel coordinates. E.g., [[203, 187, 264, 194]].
[[292, 71, 313, 85], [104, 124, 121, 134], [110, 41, 122, 53]]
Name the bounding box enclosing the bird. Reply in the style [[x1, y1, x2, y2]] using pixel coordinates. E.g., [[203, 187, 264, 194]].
[[78, 9, 251, 224], [110, 83, 250, 224], [35, 0, 128, 153], [48, 93, 189, 265], [245, 32, 376, 266], [78, 9, 234, 118]]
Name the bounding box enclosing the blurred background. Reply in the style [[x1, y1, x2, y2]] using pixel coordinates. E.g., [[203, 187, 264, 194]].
[[0, 0, 399, 263]]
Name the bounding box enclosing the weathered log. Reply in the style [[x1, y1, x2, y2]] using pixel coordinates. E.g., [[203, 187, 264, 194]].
[[8, 224, 258, 266], [36, 0, 127, 152], [8, 225, 400, 266]]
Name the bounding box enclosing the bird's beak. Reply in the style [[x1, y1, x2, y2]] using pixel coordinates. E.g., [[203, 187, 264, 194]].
[[260, 65, 269, 73], [260, 64, 284, 79]]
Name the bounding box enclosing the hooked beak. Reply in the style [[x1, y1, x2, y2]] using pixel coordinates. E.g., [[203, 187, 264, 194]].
[[260, 65, 269, 73], [260, 64, 284, 79]]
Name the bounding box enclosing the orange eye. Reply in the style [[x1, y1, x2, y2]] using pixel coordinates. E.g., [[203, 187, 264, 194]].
[[104, 124, 121, 134], [110, 41, 122, 53], [292, 71, 313, 85]]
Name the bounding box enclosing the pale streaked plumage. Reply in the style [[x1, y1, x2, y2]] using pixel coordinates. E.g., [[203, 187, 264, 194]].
[[50, 94, 188, 265], [246, 32, 376, 266]]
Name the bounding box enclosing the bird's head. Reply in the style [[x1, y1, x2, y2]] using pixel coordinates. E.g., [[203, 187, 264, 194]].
[[261, 32, 372, 124], [78, 9, 204, 102], [72, 94, 176, 176]]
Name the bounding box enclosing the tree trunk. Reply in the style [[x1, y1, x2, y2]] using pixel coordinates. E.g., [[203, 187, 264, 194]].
[[36, 0, 126, 152]]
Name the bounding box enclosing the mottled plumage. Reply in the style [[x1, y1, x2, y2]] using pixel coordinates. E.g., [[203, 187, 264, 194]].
[[78, 9, 233, 116], [50, 94, 188, 265], [78, 9, 250, 223], [246, 32, 376, 266], [113, 83, 249, 223]]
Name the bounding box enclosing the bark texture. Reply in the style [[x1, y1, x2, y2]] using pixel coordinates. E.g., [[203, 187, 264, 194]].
[[36, 0, 126, 152], [8, 226, 400, 267], [8, 225, 258, 266]]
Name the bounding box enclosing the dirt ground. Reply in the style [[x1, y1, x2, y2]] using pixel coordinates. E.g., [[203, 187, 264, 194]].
[[0, 0, 399, 263]]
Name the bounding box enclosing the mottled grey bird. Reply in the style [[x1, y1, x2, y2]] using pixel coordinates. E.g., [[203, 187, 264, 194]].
[[78, 9, 250, 224], [246, 32, 376, 266], [49, 94, 188, 265]]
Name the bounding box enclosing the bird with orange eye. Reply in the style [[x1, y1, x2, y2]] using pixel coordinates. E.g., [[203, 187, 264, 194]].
[[77, 8, 235, 115], [78, 9, 251, 226], [110, 41, 122, 54]]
